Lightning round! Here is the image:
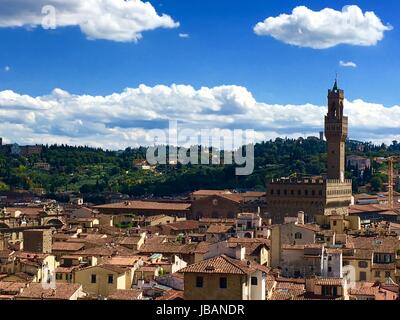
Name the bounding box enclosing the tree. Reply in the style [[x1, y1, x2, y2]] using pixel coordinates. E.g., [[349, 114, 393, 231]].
[[370, 176, 383, 192]]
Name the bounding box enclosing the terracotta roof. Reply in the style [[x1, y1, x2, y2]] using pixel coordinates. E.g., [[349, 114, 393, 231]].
[[0, 282, 26, 294], [56, 266, 81, 273], [296, 224, 320, 232], [4, 207, 43, 216], [17, 283, 81, 300], [315, 278, 344, 286], [349, 282, 377, 296], [104, 256, 144, 266], [347, 236, 400, 252], [119, 236, 141, 246], [179, 255, 269, 275], [227, 238, 270, 255], [193, 242, 212, 254], [94, 201, 191, 211], [139, 243, 197, 255], [108, 289, 142, 300], [52, 242, 85, 252], [192, 190, 232, 196], [155, 290, 184, 300], [206, 224, 234, 234], [198, 218, 236, 225], [137, 266, 158, 272], [349, 204, 400, 215], [169, 220, 199, 230]]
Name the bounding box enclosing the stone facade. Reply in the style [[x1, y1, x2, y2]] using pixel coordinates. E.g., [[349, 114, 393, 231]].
[[266, 81, 352, 223]]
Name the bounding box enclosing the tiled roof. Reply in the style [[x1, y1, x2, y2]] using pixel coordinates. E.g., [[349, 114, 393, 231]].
[[108, 289, 142, 300], [119, 236, 141, 245], [227, 238, 270, 255], [104, 256, 144, 266], [296, 224, 321, 232], [179, 255, 268, 275], [4, 207, 43, 216], [347, 236, 400, 252], [17, 283, 81, 300], [315, 278, 343, 286], [349, 282, 378, 296], [206, 224, 234, 234], [52, 242, 85, 252], [139, 243, 197, 255], [192, 190, 231, 196], [0, 282, 26, 294], [155, 290, 184, 300], [94, 201, 191, 211]]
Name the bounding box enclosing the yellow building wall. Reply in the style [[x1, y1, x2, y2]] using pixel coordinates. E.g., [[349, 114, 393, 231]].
[[74, 267, 128, 297], [184, 273, 245, 300]]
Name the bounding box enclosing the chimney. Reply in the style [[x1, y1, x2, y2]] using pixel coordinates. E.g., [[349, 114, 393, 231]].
[[297, 211, 305, 225]]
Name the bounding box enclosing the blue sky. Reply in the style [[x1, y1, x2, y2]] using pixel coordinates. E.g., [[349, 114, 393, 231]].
[[0, 0, 399, 148]]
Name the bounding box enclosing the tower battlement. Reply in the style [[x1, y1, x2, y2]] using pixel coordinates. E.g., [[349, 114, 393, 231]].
[[265, 79, 352, 223]]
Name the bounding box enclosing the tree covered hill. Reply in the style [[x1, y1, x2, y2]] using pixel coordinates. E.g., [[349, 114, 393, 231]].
[[0, 138, 399, 198]]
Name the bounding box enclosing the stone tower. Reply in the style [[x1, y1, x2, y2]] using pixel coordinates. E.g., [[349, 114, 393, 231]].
[[325, 79, 348, 181]]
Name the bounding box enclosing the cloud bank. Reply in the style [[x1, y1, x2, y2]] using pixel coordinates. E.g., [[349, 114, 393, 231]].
[[0, 85, 399, 149], [0, 0, 179, 42], [254, 5, 392, 49]]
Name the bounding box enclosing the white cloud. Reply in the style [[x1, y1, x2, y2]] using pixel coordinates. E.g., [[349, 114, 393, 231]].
[[179, 33, 190, 38], [254, 5, 392, 49], [340, 60, 357, 68], [4, 66, 10, 72], [1, 84, 400, 149], [0, 0, 179, 42]]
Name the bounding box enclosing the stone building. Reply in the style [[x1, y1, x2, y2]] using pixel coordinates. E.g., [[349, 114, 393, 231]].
[[266, 81, 353, 223], [22, 229, 52, 254]]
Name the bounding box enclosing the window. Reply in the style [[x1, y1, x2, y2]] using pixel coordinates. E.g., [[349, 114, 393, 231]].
[[108, 274, 114, 284], [328, 267, 332, 272], [322, 286, 338, 297], [359, 272, 367, 281], [56, 273, 63, 280], [251, 277, 258, 286], [294, 232, 302, 239], [91, 274, 96, 284], [196, 276, 203, 288], [219, 277, 227, 289], [385, 271, 391, 278], [375, 271, 381, 278], [333, 221, 337, 226], [358, 261, 368, 268]]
